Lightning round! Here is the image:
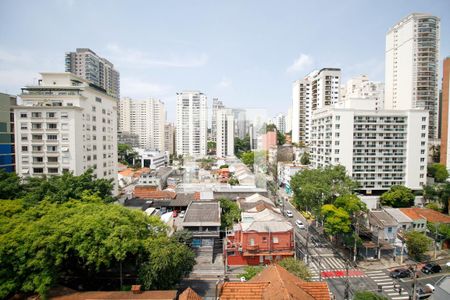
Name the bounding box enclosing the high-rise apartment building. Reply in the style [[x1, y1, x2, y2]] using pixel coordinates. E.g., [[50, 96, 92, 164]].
[[118, 97, 165, 151], [14, 73, 118, 191], [341, 75, 385, 111], [216, 108, 234, 158], [310, 105, 428, 193], [211, 98, 224, 142], [275, 113, 286, 134], [232, 108, 247, 139], [176, 91, 207, 157], [292, 68, 341, 145], [440, 57, 450, 167], [65, 48, 120, 99], [164, 123, 175, 155], [385, 13, 440, 140], [0, 93, 17, 172]]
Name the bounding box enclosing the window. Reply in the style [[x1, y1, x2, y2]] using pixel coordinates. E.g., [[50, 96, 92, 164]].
[[47, 123, 57, 129], [96, 97, 102, 103], [62, 134, 69, 141], [61, 112, 68, 119], [421, 150, 425, 154], [420, 174, 424, 178], [22, 156, 29, 163], [48, 168, 59, 174], [20, 113, 27, 118], [421, 133, 426, 138], [48, 157, 58, 163], [92, 106, 96, 112], [420, 158, 425, 162], [46, 112, 56, 118], [47, 134, 57, 140], [32, 145, 42, 152], [262, 237, 267, 242], [102, 109, 106, 114], [32, 134, 42, 140], [421, 125, 426, 130], [387, 227, 392, 233], [422, 117, 426, 121], [31, 112, 42, 118], [47, 146, 57, 152], [33, 167, 44, 174], [249, 239, 255, 246], [33, 157, 44, 163], [22, 146, 28, 151], [32, 123, 42, 129], [21, 134, 28, 141], [21, 123, 28, 130], [272, 237, 279, 243]]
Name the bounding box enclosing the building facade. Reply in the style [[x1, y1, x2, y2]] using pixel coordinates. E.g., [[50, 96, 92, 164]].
[[275, 113, 286, 134], [211, 98, 225, 142], [440, 57, 450, 168], [176, 91, 208, 157], [341, 75, 385, 111], [385, 13, 440, 140], [292, 68, 341, 145], [164, 123, 175, 155], [15, 73, 118, 191], [0, 93, 17, 172], [118, 97, 165, 151], [65, 48, 120, 99], [216, 108, 234, 158], [310, 107, 428, 193]]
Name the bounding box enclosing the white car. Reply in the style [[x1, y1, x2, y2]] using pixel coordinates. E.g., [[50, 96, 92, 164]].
[[285, 210, 293, 218], [179, 210, 185, 218], [295, 220, 305, 229]]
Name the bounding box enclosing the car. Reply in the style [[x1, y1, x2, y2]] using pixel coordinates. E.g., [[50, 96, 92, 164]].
[[389, 268, 411, 279], [179, 210, 185, 218], [295, 219, 305, 229], [416, 284, 435, 299], [172, 210, 178, 217], [285, 210, 293, 218], [421, 263, 442, 274]]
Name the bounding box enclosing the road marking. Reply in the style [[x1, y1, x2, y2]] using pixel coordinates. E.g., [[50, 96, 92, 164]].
[[391, 297, 410, 300], [373, 279, 393, 282], [370, 275, 390, 278], [366, 270, 384, 274]]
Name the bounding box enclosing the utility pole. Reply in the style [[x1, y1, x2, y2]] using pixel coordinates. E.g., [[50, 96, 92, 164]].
[[434, 222, 439, 259], [353, 216, 359, 263], [305, 224, 310, 265], [224, 229, 228, 277]]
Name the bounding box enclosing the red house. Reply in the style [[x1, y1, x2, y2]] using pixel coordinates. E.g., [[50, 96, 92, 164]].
[[225, 209, 294, 265]]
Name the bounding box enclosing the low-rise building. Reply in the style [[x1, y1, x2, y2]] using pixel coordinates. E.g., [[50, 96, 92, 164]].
[[384, 207, 413, 232], [182, 201, 221, 248], [368, 210, 399, 244], [226, 209, 294, 265], [277, 162, 306, 195], [238, 193, 276, 212], [134, 148, 166, 169], [399, 207, 450, 232]]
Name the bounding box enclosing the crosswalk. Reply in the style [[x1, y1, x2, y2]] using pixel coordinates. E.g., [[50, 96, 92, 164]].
[[365, 270, 410, 300], [308, 256, 365, 281]]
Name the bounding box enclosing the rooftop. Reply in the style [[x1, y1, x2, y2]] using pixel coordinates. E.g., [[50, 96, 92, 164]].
[[183, 201, 221, 226], [399, 208, 450, 224], [369, 210, 398, 227], [384, 208, 413, 223], [219, 264, 330, 299]]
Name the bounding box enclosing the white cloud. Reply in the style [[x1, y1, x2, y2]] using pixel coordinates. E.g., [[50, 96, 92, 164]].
[[287, 53, 314, 73], [106, 44, 208, 68], [217, 77, 232, 88], [120, 77, 173, 99]]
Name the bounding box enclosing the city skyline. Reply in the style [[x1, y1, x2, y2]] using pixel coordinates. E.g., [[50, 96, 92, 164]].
[[1, 0, 449, 122]]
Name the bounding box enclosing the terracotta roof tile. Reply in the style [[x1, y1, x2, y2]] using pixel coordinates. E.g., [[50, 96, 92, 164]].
[[51, 290, 177, 299], [219, 282, 269, 300], [134, 187, 176, 199], [179, 287, 202, 300], [400, 208, 450, 223]]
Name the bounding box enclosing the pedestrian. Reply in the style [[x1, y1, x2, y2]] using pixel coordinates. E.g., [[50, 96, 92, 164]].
[[399, 287, 402, 295]]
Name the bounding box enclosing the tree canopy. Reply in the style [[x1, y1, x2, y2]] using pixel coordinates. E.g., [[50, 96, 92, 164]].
[[277, 258, 311, 281], [321, 204, 351, 236], [353, 291, 388, 300], [235, 135, 251, 158], [118, 143, 139, 167], [0, 171, 195, 298], [380, 185, 415, 208], [220, 198, 241, 230], [290, 165, 357, 215], [405, 231, 432, 262], [334, 194, 367, 216], [300, 152, 310, 165], [428, 163, 449, 183]]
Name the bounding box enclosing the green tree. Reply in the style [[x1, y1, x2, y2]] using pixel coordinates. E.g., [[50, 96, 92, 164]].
[[425, 202, 441, 211], [321, 204, 352, 237], [241, 151, 254, 168], [278, 257, 311, 281], [220, 198, 241, 229], [0, 170, 23, 199], [334, 194, 367, 216], [290, 165, 357, 215], [300, 152, 310, 165], [277, 130, 286, 145], [21, 169, 115, 205], [353, 291, 388, 300], [228, 177, 239, 186], [118, 143, 139, 166], [239, 265, 264, 281], [207, 141, 216, 154], [380, 185, 415, 208], [138, 237, 195, 290], [428, 163, 449, 183], [235, 135, 251, 158], [405, 231, 432, 261], [171, 229, 193, 245], [219, 164, 229, 169]]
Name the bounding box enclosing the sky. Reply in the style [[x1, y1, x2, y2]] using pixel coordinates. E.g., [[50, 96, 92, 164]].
[[0, 0, 449, 122]]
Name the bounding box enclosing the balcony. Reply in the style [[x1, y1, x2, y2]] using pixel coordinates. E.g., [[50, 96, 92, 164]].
[[246, 244, 259, 251]]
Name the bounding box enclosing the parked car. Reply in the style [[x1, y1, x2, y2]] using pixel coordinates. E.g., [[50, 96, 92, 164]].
[[179, 210, 185, 218], [295, 219, 305, 229], [389, 268, 411, 279], [416, 284, 435, 299], [285, 210, 293, 218], [421, 263, 442, 274], [172, 210, 178, 217]]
